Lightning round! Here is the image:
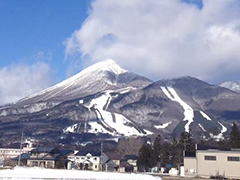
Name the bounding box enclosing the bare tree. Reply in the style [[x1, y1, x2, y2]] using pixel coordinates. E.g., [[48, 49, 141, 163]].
[[117, 137, 145, 155]]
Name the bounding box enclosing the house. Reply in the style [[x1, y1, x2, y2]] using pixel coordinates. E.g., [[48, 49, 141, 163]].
[[68, 151, 115, 171], [27, 147, 65, 168], [105, 152, 122, 171], [184, 144, 240, 179], [119, 155, 138, 173], [119, 160, 133, 172], [124, 155, 138, 172]]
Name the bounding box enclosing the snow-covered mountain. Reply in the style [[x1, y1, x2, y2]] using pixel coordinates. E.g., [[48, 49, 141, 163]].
[[0, 59, 151, 116], [219, 81, 240, 93], [107, 76, 240, 140], [1, 60, 240, 146], [18, 59, 151, 104]]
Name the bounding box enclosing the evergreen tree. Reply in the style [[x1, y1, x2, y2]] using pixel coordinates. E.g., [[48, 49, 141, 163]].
[[174, 131, 195, 165], [161, 142, 172, 168], [179, 131, 195, 152], [170, 138, 183, 167], [230, 123, 240, 148], [149, 135, 162, 168], [218, 139, 230, 149], [137, 143, 152, 171]]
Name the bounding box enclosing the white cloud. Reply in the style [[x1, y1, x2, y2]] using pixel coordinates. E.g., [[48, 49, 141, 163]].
[[0, 62, 52, 105], [64, 0, 240, 83]]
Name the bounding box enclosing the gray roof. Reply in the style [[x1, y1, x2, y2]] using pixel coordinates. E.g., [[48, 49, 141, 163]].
[[75, 151, 101, 157], [31, 147, 60, 154]]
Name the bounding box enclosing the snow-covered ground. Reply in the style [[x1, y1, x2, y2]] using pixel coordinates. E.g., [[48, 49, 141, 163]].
[[0, 167, 162, 180], [210, 122, 227, 140], [155, 122, 172, 129]]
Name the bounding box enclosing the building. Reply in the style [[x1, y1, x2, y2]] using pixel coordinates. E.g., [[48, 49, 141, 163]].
[[105, 152, 122, 171], [0, 146, 33, 167], [68, 150, 115, 171], [12, 153, 31, 166], [184, 144, 240, 179], [27, 147, 64, 168], [68, 151, 105, 171], [123, 155, 138, 172], [0, 147, 33, 160]]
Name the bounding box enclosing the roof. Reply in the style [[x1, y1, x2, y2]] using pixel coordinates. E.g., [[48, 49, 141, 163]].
[[31, 147, 60, 154], [196, 144, 230, 151], [120, 160, 132, 167], [106, 152, 122, 160], [29, 153, 62, 161], [13, 153, 31, 160], [60, 149, 73, 156], [75, 151, 101, 157], [124, 155, 138, 160]]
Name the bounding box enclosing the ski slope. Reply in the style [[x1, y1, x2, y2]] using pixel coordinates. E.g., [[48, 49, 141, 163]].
[[161, 86, 194, 132], [64, 90, 151, 136]]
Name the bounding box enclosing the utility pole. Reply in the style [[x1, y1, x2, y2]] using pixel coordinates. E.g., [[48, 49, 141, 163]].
[[181, 139, 189, 157], [100, 140, 103, 171], [18, 131, 23, 166], [195, 144, 198, 177]]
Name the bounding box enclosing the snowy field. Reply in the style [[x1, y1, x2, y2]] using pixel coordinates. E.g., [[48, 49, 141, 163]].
[[0, 167, 162, 180]]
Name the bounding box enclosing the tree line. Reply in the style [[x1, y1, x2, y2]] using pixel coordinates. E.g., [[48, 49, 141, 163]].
[[137, 123, 240, 172]]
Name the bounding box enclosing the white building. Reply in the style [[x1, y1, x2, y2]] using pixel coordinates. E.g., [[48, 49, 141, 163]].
[[68, 151, 114, 171], [0, 147, 33, 160], [184, 144, 240, 179]]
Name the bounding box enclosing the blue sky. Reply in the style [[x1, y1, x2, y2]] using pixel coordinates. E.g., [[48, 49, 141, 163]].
[[0, 0, 89, 81], [0, 0, 90, 104], [1, 0, 240, 105]]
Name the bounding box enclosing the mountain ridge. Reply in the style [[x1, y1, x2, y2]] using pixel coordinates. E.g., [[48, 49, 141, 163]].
[[16, 59, 152, 105], [0, 59, 240, 146]]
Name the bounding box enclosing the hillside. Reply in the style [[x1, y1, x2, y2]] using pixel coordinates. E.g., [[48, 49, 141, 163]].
[[0, 60, 240, 146]]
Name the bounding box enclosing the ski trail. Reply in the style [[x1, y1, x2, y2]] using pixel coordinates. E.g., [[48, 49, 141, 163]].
[[200, 111, 211, 121], [161, 86, 194, 132]]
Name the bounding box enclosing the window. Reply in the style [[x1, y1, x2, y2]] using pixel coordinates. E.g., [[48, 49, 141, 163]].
[[32, 161, 38, 166], [46, 161, 53, 168], [227, 156, 240, 161], [204, 156, 216, 161]]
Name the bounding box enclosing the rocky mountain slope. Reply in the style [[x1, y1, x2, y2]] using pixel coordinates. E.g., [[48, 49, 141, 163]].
[[0, 60, 240, 146], [219, 81, 240, 93], [0, 59, 151, 116]]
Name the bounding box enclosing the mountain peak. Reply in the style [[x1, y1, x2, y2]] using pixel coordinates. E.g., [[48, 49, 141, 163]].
[[16, 59, 149, 104], [80, 59, 127, 76], [219, 81, 240, 93]]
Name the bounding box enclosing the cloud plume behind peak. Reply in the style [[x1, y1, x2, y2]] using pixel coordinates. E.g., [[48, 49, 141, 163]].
[[64, 0, 240, 83]]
